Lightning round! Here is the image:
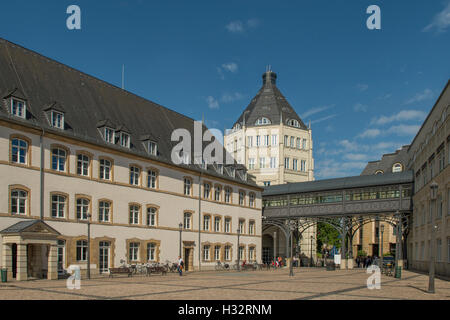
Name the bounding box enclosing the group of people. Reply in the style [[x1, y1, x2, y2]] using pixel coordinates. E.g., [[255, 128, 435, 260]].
[[355, 256, 375, 268], [270, 256, 284, 268]]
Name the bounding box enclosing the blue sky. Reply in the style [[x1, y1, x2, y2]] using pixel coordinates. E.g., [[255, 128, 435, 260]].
[[1, 0, 449, 179]]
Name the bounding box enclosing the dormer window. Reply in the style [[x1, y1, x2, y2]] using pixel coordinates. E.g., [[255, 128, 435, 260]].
[[104, 127, 115, 144], [287, 119, 300, 128], [392, 163, 403, 173], [233, 123, 241, 131], [255, 117, 271, 125], [148, 141, 157, 156], [120, 132, 130, 148], [11, 98, 26, 118], [51, 111, 64, 129]]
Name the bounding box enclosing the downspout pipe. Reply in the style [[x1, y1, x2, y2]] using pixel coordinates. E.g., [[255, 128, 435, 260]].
[[198, 173, 202, 271], [40, 128, 45, 221]]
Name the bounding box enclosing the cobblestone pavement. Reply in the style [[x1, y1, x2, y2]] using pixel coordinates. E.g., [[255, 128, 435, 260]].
[[0, 268, 449, 300]]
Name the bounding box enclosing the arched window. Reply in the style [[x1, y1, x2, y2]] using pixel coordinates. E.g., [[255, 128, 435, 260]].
[[76, 198, 90, 220], [375, 170, 384, 175], [392, 163, 403, 173], [287, 119, 300, 128], [147, 207, 157, 226], [255, 117, 271, 125], [51, 147, 67, 172], [11, 189, 27, 215], [11, 138, 28, 164], [233, 123, 241, 131]]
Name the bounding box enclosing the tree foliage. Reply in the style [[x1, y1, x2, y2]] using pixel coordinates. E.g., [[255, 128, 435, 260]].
[[316, 222, 341, 252]]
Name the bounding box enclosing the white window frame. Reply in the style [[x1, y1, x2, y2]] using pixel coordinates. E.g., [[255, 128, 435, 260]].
[[77, 154, 90, 176], [98, 201, 111, 222], [99, 159, 111, 180], [224, 218, 231, 233], [11, 189, 27, 215], [104, 127, 115, 144], [184, 212, 191, 229], [76, 198, 89, 220], [147, 207, 157, 226], [203, 215, 210, 231], [120, 132, 130, 148], [148, 170, 157, 189], [129, 205, 140, 225], [129, 166, 140, 186], [214, 217, 221, 232], [11, 138, 27, 164], [51, 111, 64, 129], [148, 141, 157, 156], [11, 98, 26, 118], [51, 195, 66, 218], [129, 243, 139, 262], [184, 178, 191, 196], [51, 148, 66, 172]]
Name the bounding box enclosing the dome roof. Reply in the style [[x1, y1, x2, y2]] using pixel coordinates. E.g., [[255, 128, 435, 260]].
[[233, 70, 307, 130]]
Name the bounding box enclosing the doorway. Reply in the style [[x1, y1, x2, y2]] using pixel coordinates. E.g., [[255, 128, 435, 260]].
[[57, 240, 65, 276], [184, 248, 191, 271], [12, 243, 17, 278], [99, 241, 110, 274]]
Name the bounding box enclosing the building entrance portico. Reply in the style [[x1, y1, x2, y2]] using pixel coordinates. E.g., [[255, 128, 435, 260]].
[[1, 220, 61, 281]]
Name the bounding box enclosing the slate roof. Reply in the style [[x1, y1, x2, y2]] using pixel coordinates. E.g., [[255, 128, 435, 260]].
[[361, 145, 410, 176], [263, 171, 413, 196], [233, 70, 308, 130], [0, 38, 258, 188], [0, 220, 40, 233]]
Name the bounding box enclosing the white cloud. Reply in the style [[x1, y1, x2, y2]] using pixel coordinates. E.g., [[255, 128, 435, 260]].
[[221, 92, 245, 103], [356, 84, 369, 92], [206, 96, 219, 109], [225, 19, 260, 33], [386, 124, 421, 136], [358, 129, 381, 138], [310, 114, 337, 125], [221, 62, 238, 73], [300, 105, 334, 119], [353, 103, 368, 112], [315, 159, 367, 179], [339, 139, 359, 152], [343, 153, 368, 161], [371, 110, 427, 125], [404, 89, 434, 105], [226, 21, 244, 33], [423, 1, 450, 33]]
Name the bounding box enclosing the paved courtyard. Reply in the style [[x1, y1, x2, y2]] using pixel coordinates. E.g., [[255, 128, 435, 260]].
[[0, 268, 449, 300]]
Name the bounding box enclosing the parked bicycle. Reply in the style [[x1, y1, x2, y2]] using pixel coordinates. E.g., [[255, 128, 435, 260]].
[[215, 261, 230, 271]]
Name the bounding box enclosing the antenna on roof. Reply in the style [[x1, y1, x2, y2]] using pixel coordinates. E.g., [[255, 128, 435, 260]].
[[121, 64, 125, 90]]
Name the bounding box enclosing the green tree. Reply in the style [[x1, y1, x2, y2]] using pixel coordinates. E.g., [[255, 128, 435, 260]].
[[316, 222, 341, 253]]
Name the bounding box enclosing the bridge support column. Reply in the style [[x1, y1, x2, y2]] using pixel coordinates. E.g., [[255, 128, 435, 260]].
[[273, 231, 277, 262], [340, 218, 347, 270]]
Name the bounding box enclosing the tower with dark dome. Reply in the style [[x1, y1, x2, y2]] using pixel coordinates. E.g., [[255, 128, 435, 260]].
[[224, 69, 314, 186]]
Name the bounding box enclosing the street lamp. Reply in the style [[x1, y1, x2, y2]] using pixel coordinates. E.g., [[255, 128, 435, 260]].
[[179, 223, 183, 258], [285, 220, 295, 276], [429, 181, 438, 293], [86, 213, 92, 280], [380, 224, 384, 270], [237, 228, 241, 271]]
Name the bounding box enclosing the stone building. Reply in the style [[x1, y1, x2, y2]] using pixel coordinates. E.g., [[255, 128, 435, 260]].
[[0, 38, 263, 281], [356, 146, 410, 258], [358, 80, 449, 276], [407, 81, 450, 277], [224, 69, 315, 265]]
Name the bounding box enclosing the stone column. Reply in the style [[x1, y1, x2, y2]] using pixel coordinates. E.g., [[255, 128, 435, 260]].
[[2, 243, 13, 280], [47, 244, 58, 280], [273, 231, 277, 261], [16, 244, 27, 281]]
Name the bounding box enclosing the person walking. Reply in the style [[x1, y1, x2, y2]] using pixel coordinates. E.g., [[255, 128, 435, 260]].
[[177, 255, 184, 276]]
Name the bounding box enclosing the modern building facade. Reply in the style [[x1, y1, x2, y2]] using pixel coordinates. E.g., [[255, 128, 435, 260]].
[[224, 70, 316, 265], [0, 38, 263, 281]]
